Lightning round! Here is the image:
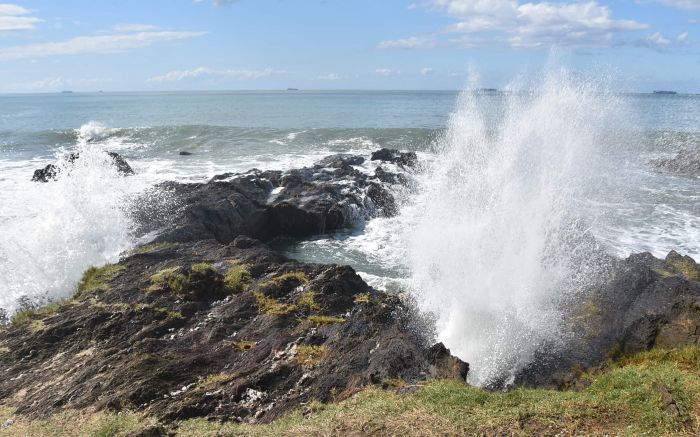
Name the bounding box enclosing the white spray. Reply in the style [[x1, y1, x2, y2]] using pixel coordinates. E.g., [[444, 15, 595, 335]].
[[0, 123, 146, 315], [406, 68, 620, 387]]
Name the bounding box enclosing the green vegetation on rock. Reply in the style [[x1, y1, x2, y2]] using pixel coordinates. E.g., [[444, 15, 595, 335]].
[[253, 291, 298, 315], [128, 241, 178, 255], [224, 264, 252, 294], [296, 345, 326, 366], [77, 264, 126, 296], [10, 302, 60, 327], [147, 266, 188, 294], [307, 315, 345, 325]]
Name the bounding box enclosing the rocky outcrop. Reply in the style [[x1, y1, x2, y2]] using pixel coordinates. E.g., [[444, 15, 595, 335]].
[[515, 250, 700, 388], [650, 149, 700, 178], [150, 153, 410, 244], [370, 148, 418, 167], [0, 237, 465, 424], [32, 151, 134, 182]]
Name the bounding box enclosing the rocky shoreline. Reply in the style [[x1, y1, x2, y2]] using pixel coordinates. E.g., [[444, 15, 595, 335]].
[[2, 148, 700, 434]]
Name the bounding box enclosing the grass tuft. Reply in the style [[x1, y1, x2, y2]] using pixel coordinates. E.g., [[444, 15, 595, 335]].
[[77, 264, 126, 295], [296, 345, 327, 366], [297, 291, 320, 311], [232, 341, 256, 351], [224, 264, 252, 294], [147, 266, 188, 294], [307, 315, 345, 325], [253, 292, 298, 315], [354, 293, 371, 304], [128, 241, 178, 255], [10, 302, 60, 327]]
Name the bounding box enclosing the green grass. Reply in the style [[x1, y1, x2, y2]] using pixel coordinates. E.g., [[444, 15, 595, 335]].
[[10, 302, 60, 327], [297, 291, 320, 311], [76, 264, 126, 295], [306, 315, 345, 325], [190, 262, 215, 275], [264, 271, 309, 287], [3, 346, 700, 435], [253, 291, 298, 315], [128, 241, 178, 255], [147, 266, 188, 294], [223, 264, 252, 294], [296, 345, 327, 366]]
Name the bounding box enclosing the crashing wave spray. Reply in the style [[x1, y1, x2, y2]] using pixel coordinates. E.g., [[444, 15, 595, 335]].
[[0, 122, 152, 316], [406, 68, 621, 387]]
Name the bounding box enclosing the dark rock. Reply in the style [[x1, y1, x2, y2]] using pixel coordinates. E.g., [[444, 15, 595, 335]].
[[153, 151, 414, 244], [650, 149, 700, 177], [0, 238, 463, 424], [370, 148, 418, 167], [515, 250, 700, 388], [179, 151, 193, 156], [31, 151, 134, 182]]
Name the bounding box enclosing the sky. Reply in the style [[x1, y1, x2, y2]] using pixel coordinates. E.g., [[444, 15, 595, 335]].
[[0, 0, 697, 93]]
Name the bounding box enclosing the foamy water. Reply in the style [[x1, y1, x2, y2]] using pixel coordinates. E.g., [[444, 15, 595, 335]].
[[1, 88, 699, 384]]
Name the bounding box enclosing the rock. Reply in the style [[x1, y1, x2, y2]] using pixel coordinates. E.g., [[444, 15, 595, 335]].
[[179, 151, 193, 156], [650, 149, 700, 177], [370, 148, 418, 167], [515, 250, 700, 388], [0, 237, 463, 424], [31, 151, 134, 182], [152, 151, 414, 244]]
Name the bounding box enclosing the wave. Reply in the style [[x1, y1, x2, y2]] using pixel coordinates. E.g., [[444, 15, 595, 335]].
[[403, 68, 624, 387]]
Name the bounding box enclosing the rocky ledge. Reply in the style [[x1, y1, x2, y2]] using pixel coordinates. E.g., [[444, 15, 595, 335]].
[[4, 148, 700, 433], [3, 149, 468, 426]]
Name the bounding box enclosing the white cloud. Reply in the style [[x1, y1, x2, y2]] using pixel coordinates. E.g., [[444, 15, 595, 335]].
[[406, 0, 649, 48], [677, 31, 689, 43], [147, 67, 285, 83], [420, 67, 434, 75], [645, 0, 700, 9], [0, 31, 206, 60], [375, 68, 397, 76], [0, 3, 42, 31], [377, 35, 436, 49], [317, 73, 341, 80], [112, 23, 159, 33], [647, 31, 671, 46]]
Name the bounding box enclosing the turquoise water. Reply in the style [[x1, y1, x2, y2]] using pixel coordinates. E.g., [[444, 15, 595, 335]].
[[0, 90, 699, 314]]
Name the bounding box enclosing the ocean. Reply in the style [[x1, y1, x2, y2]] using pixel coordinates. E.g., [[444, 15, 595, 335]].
[[1, 84, 699, 382]]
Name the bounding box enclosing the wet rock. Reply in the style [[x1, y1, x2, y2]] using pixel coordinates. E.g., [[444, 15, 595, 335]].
[[154, 150, 413, 244], [179, 151, 193, 156], [370, 148, 418, 167], [31, 151, 134, 182], [0, 237, 463, 424], [650, 149, 700, 177]]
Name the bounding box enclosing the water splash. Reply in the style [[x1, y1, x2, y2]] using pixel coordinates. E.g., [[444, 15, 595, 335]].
[[0, 126, 153, 315], [405, 68, 621, 387]]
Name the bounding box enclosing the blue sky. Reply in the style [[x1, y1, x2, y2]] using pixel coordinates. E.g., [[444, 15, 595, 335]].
[[0, 0, 697, 92]]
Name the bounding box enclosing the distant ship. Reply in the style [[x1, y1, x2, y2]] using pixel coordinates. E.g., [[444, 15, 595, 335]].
[[60, 90, 73, 94], [287, 88, 299, 91], [653, 90, 677, 94]]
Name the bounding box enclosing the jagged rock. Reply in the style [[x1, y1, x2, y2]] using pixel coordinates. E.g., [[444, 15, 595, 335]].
[[370, 148, 418, 167], [650, 149, 700, 177], [31, 151, 134, 182], [0, 237, 465, 424], [150, 151, 413, 244]]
